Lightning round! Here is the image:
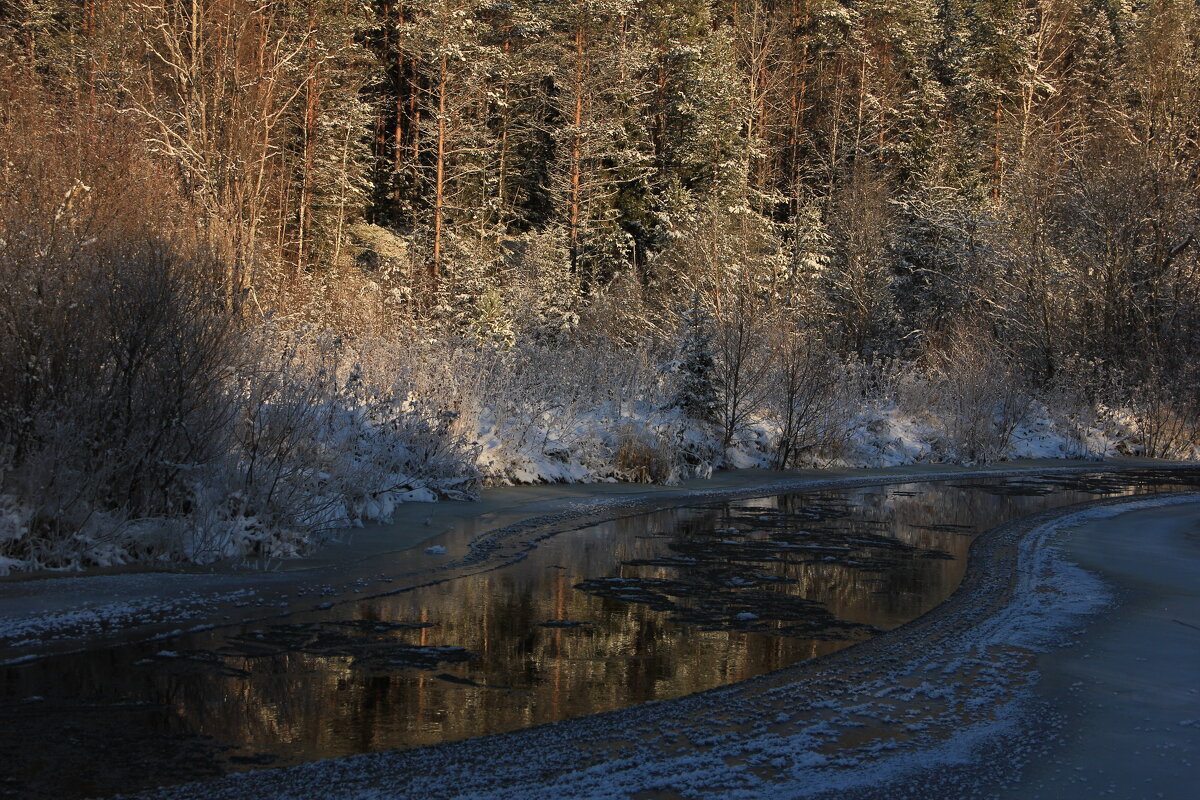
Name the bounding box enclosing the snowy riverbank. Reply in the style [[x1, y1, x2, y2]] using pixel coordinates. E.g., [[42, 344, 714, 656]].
[[5, 325, 1196, 578]]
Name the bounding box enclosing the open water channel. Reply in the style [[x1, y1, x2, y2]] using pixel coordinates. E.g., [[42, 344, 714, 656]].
[[3, 467, 1200, 798]]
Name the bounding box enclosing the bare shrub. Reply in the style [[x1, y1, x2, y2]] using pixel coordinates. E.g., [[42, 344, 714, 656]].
[[613, 428, 674, 484], [0, 237, 242, 567], [769, 330, 852, 468], [0, 83, 243, 569], [712, 296, 774, 452], [1129, 363, 1200, 459], [919, 326, 1034, 462]]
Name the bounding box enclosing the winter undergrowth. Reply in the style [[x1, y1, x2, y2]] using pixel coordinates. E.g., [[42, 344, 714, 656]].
[[3, 319, 1197, 576]]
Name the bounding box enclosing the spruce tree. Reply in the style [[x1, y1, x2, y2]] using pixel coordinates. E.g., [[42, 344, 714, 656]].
[[673, 294, 718, 422]]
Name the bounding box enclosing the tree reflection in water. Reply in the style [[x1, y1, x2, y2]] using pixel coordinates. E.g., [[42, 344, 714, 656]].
[[3, 468, 1200, 799]]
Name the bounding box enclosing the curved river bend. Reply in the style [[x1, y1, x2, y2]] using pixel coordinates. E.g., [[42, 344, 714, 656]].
[[3, 467, 1200, 798]]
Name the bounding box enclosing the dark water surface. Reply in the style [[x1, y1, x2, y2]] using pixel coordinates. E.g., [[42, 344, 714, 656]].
[[3, 468, 1200, 798]]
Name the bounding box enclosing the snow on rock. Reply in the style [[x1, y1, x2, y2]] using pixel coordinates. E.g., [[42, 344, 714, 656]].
[[397, 488, 438, 504]]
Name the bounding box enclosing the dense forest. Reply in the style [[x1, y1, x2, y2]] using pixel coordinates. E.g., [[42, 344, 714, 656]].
[[1, 0, 1198, 571]]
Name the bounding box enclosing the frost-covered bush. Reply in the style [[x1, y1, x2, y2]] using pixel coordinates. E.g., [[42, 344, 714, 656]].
[[1127, 363, 1200, 460], [352, 331, 723, 486], [0, 128, 481, 573], [0, 317, 483, 573], [918, 327, 1034, 462], [1039, 355, 1121, 458], [712, 298, 774, 452], [216, 332, 480, 552], [454, 337, 698, 483]]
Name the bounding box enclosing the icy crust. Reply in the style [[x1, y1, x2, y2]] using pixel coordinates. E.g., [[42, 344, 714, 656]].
[[0, 589, 248, 649], [0, 572, 279, 663], [132, 492, 1200, 800]]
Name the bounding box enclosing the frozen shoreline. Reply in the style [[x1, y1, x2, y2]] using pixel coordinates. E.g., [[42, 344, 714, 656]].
[[994, 499, 1200, 798], [57, 465, 1192, 799], [0, 457, 1186, 665]]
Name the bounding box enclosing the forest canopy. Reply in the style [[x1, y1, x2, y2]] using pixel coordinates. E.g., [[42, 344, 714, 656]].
[[2, 0, 1196, 357]]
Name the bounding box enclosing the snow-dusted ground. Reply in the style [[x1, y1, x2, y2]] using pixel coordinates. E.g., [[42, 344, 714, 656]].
[[105, 479, 1200, 799], [0, 578, 255, 653]]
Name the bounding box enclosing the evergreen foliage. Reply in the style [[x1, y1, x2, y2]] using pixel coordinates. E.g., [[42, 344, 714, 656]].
[[2, 0, 1195, 378], [673, 295, 718, 422]]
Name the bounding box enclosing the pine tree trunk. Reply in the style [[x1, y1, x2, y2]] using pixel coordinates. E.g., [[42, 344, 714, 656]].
[[299, 30, 320, 276], [432, 50, 447, 291], [394, 2, 406, 205], [993, 98, 1002, 200], [569, 22, 584, 278]]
